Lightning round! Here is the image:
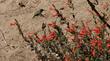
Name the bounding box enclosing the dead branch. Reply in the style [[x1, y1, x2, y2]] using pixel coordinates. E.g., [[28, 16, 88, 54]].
[[15, 19, 30, 43], [87, 0, 110, 29], [0, 29, 7, 44]]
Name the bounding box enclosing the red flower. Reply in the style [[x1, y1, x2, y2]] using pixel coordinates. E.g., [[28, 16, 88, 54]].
[[90, 39, 97, 47], [36, 31, 56, 43], [90, 39, 102, 50], [46, 31, 56, 41], [85, 57, 89, 61], [107, 49, 110, 54], [36, 35, 46, 43], [91, 49, 96, 57], [107, 43, 110, 48], [79, 27, 89, 37], [92, 27, 100, 34], [37, 39, 43, 43], [96, 35, 100, 39], [80, 28, 86, 36], [41, 35, 47, 40], [106, 39, 110, 43], [48, 21, 57, 28], [9, 20, 17, 26], [97, 40, 102, 50]]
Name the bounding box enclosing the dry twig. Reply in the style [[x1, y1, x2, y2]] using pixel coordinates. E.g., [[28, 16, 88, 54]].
[[0, 29, 7, 44], [14, 19, 29, 43], [87, 0, 110, 29]]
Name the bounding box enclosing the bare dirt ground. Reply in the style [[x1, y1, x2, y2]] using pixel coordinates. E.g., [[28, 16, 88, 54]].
[[0, 0, 110, 61]]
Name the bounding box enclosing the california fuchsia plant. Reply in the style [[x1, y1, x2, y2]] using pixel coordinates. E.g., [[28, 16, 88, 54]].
[[26, 17, 110, 61], [14, 0, 110, 61]]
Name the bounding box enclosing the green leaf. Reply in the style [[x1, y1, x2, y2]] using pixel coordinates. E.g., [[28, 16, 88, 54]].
[[95, 58, 102, 61]]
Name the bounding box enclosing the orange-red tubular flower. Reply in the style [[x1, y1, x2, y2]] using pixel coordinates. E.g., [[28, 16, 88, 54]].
[[92, 27, 101, 34], [90, 39, 97, 47], [46, 31, 56, 41], [106, 39, 110, 43], [85, 57, 89, 61], [91, 49, 96, 57], [79, 27, 89, 37], [37, 31, 56, 43], [97, 40, 103, 50], [41, 35, 47, 40], [90, 39, 103, 50], [37, 39, 43, 43], [37, 35, 46, 43], [107, 43, 110, 48]]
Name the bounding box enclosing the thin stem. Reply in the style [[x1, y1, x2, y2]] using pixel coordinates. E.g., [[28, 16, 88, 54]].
[[15, 19, 30, 43], [0, 29, 7, 44]]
